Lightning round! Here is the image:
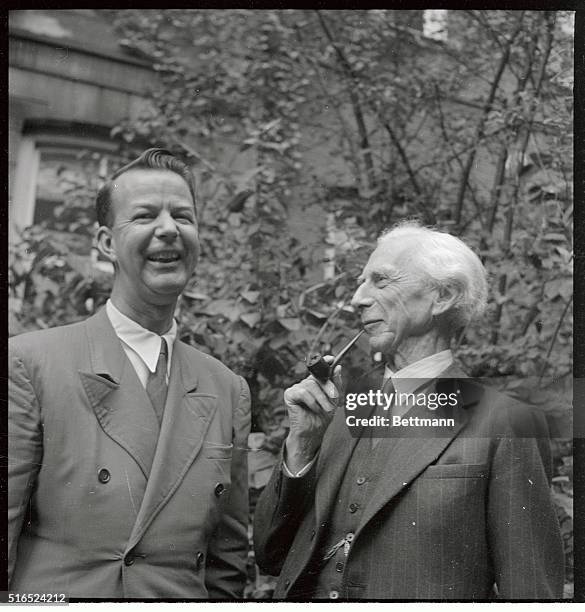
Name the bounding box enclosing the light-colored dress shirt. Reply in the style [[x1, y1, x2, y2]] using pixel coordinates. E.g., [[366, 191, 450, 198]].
[[383, 349, 453, 417], [105, 299, 177, 387], [283, 349, 454, 477]]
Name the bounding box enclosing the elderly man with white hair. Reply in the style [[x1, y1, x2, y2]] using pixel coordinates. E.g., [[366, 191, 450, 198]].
[[254, 221, 563, 600]]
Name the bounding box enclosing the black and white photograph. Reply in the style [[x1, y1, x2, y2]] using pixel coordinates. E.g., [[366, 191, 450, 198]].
[[7, 8, 576, 602]]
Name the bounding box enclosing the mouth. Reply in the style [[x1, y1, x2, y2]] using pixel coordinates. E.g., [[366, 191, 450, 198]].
[[147, 250, 182, 264], [362, 319, 383, 331]]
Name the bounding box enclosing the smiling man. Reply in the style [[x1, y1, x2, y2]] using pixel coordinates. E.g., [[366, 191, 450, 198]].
[[254, 221, 563, 600], [8, 149, 251, 599]]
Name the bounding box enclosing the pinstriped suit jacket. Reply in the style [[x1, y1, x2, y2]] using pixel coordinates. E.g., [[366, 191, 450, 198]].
[[254, 365, 564, 599]]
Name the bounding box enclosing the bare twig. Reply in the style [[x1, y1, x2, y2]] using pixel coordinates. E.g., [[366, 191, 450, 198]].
[[315, 10, 376, 190], [539, 294, 572, 383], [293, 22, 364, 189], [486, 146, 508, 233], [491, 12, 556, 343], [434, 84, 485, 228], [454, 11, 525, 226]]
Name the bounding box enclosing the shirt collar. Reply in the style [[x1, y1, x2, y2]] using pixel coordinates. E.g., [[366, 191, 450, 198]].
[[106, 299, 177, 374], [384, 349, 454, 395]]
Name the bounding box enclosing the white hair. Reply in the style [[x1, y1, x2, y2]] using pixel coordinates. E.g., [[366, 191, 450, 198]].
[[378, 221, 488, 331]]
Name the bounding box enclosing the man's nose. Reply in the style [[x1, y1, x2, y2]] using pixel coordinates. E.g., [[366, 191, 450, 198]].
[[155, 211, 178, 239], [351, 282, 373, 310]]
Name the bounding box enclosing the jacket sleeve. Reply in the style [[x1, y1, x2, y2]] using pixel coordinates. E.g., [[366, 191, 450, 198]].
[[8, 348, 43, 586], [487, 410, 564, 598], [205, 376, 251, 599], [253, 444, 318, 576]]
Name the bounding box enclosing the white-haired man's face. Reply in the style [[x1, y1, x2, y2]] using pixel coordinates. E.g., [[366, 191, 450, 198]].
[[351, 236, 447, 360]]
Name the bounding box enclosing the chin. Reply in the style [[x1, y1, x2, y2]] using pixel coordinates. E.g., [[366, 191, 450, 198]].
[[368, 333, 396, 356], [146, 282, 186, 303]]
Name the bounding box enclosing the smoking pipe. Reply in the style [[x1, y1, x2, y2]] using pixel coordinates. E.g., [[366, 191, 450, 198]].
[[306, 329, 364, 384]]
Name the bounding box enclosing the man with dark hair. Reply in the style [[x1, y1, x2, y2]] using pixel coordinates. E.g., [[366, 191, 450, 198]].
[[254, 222, 564, 600], [9, 149, 251, 598]]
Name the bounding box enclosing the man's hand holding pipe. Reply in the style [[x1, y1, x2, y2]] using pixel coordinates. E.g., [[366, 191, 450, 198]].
[[284, 357, 343, 474]]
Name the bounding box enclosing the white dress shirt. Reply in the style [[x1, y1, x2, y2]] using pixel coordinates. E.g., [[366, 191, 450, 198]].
[[283, 349, 454, 477], [105, 299, 177, 387], [384, 349, 454, 418]]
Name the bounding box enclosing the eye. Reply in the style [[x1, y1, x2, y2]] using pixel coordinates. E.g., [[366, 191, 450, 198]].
[[134, 212, 155, 221], [174, 212, 195, 223], [371, 273, 390, 287]]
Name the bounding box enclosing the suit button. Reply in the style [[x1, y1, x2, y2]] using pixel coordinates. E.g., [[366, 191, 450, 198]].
[[214, 483, 225, 497], [195, 551, 205, 570], [98, 468, 111, 483], [356, 476, 366, 485], [349, 503, 359, 513], [329, 590, 340, 599], [335, 562, 344, 572], [124, 554, 135, 566]]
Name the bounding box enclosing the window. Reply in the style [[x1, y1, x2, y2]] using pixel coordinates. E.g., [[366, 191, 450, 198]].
[[10, 130, 120, 239], [423, 10, 448, 42]]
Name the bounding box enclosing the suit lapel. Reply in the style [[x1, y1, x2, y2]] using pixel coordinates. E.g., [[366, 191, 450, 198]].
[[79, 308, 160, 479], [127, 341, 216, 549], [356, 366, 477, 537], [315, 365, 385, 527]]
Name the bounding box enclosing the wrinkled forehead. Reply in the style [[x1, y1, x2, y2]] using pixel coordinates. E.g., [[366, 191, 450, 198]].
[[363, 235, 420, 274]]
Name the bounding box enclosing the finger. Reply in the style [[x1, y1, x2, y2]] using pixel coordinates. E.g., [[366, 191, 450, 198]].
[[305, 378, 338, 412], [284, 385, 330, 416], [285, 379, 337, 414], [308, 374, 339, 402]]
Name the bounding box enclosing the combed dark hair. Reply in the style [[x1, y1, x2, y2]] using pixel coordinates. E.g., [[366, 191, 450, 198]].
[[96, 148, 197, 227]]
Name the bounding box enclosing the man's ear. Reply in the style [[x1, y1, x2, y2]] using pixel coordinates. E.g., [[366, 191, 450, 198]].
[[96, 226, 117, 263], [431, 282, 461, 318]]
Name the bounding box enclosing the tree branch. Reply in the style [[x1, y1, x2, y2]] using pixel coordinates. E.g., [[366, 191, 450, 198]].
[[454, 10, 525, 227], [315, 10, 376, 190], [434, 83, 485, 228], [491, 12, 556, 344], [539, 293, 572, 382]]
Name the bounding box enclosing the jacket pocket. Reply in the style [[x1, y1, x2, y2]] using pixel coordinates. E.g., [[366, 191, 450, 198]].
[[420, 463, 488, 479], [203, 442, 233, 460]]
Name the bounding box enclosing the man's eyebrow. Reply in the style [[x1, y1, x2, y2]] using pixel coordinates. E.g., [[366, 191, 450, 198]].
[[172, 204, 195, 213], [132, 202, 194, 212], [371, 268, 400, 281]]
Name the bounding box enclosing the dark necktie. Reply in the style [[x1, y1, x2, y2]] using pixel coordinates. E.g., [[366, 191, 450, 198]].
[[371, 375, 395, 448], [146, 338, 168, 424]]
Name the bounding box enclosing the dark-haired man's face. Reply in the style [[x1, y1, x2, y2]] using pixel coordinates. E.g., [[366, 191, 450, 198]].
[[97, 169, 199, 308]]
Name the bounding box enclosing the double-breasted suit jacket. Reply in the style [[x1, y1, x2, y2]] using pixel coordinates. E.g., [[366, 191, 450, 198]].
[[9, 308, 250, 598], [254, 365, 564, 599]]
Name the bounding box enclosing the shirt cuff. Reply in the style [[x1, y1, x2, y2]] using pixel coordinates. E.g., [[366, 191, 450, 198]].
[[282, 454, 317, 478]]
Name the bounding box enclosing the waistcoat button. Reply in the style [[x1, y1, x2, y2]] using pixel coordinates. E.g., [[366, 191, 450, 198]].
[[214, 483, 225, 497]]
